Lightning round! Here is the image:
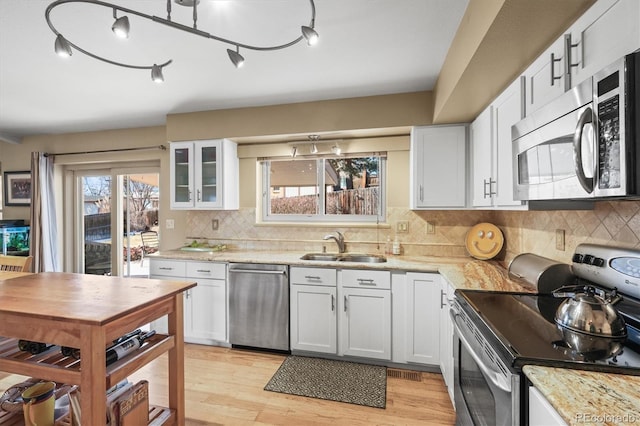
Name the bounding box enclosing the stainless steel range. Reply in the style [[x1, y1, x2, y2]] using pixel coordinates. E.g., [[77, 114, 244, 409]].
[[452, 244, 640, 426]]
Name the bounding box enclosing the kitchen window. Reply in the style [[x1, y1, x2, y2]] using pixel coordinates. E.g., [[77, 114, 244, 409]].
[[261, 153, 386, 223]]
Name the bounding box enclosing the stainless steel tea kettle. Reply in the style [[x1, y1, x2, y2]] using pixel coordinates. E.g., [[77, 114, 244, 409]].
[[553, 285, 627, 338]]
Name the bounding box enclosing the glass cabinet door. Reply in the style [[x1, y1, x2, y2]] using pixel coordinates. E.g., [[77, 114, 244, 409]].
[[170, 142, 195, 208], [195, 140, 222, 208]]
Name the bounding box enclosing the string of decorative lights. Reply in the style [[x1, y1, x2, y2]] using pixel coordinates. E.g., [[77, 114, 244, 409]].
[[45, 0, 318, 82]]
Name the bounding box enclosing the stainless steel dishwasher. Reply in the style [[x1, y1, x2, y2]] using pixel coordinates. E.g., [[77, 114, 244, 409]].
[[228, 263, 290, 351]]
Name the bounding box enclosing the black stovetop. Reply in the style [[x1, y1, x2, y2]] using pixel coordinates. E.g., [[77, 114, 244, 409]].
[[457, 289, 640, 375]]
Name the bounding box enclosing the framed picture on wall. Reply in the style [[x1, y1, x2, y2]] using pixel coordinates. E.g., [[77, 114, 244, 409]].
[[4, 171, 32, 206]]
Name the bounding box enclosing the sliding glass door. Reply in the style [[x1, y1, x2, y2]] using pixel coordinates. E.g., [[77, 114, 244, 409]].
[[75, 168, 159, 277]]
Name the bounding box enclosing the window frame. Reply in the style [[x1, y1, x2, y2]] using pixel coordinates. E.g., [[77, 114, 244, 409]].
[[260, 153, 386, 224]]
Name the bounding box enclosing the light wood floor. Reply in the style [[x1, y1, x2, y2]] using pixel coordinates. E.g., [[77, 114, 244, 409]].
[[0, 344, 456, 425]]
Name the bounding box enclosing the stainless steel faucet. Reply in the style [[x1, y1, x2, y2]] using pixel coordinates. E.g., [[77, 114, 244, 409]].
[[323, 231, 346, 253]]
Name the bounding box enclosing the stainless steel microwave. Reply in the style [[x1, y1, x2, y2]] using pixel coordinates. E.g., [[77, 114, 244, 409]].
[[512, 50, 640, 201]]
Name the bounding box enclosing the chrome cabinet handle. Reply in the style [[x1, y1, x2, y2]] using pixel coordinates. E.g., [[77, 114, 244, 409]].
[[159, 267, 173, 270], [484, 178, 497, 198], [196, 269, 211, 273], [344, 295, 347, 312], [564, 33, 579, 91], [188, 190, 192, 201], [419, 184, 424, 202], [197, 189, 201, 202], [331, 294, 335, 312], [305, 275, 321, 280], [357, 278, 376, 286], [440, 289, 446, 308], [550, 52, 562, 86]]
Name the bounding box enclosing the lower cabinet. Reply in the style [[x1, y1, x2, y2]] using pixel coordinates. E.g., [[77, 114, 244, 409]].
[[290, 267, 337, 354], [439, 279, 456, 403], [391, 272, 442, 367], [529, 386, 568, 426], [150, 258, 227, 345], [339, 269, 391, 360]]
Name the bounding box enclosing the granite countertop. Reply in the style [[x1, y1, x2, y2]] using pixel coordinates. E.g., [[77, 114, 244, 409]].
[[150, 249, 536, 293], [524, 365, 640, 425]]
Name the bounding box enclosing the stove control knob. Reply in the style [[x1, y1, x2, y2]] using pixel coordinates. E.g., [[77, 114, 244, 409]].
[[592, 257, 605, 267], [572, 254, 584, 263], [583, 255, 595, 264]]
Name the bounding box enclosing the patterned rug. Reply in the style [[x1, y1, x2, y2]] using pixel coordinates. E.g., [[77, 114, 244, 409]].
[[264, 356, 387, 408]]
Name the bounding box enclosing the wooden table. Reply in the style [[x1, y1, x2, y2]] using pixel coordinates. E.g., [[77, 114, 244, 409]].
[[0, 272, 196, 425]]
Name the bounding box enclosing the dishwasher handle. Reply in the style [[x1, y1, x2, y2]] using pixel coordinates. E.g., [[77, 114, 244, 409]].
[[228, 268, 287, 276]]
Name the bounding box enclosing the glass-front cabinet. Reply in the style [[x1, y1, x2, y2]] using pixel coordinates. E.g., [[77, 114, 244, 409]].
[[170, 139, 239, 210]]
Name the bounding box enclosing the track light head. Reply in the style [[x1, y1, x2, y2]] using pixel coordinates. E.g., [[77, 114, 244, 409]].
[[227, 47, 245, 68], [310, 143, 318, 154], [151, 64, 165, 83], [301, 25, 319, 45], [291, 146, 298, 157], [54, 34, 72, 57], [112, 15, 130, 38], [331, 145, 341, 155]]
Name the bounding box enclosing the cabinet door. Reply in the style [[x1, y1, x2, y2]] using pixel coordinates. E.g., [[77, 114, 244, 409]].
[[339, 287, 391, 360], [470, 107, 494, 207], [148, 274, 186, 334], [493, 77, 526, 208], [525, 37, 565, 115], [410, 125, 467, 209], [405, 272, 440, 365], [529, 386, 568, 426], [194, 140, 223, 209], [170, 141, 195, 209], [186, 277, 227, 343], [439, 280, 455, 404], [571, 0, 639, 86], [290, 284, 337, 354]]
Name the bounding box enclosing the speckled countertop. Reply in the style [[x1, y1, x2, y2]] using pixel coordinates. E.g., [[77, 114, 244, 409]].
[[150, 249, 537, 292], [524, 365, 640, 425]]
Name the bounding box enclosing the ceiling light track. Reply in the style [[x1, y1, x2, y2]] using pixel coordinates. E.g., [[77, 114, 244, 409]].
[[45, 0, 318, 82]]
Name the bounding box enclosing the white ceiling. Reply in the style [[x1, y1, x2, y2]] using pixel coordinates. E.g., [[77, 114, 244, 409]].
[[0, 0, 469, 143]]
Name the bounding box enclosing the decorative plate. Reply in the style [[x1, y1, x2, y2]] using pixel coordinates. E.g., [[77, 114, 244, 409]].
[[465, 223, 504, 260]]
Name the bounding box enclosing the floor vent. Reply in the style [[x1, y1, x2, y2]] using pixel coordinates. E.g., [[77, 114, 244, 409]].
[[387, 369, 422, 382]]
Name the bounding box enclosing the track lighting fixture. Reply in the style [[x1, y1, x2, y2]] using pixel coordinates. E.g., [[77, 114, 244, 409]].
[[227, 46, 245, 69], [301, 25, 319, 46], [54, 34, 72, 57], [151, 64, 165, 83], [45, 0, 318, 82], [291, 146, 298, 158], [332, 145, 342, 155], [310, 143, 318, 154], [111, 11, 130, 39]]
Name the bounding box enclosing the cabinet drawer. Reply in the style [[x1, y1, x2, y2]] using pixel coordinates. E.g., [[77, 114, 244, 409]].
[[186, 261, 226, 280], [290, 267, 336, 286], [150, 259, 186, 277], [341, 269, 390, 289]]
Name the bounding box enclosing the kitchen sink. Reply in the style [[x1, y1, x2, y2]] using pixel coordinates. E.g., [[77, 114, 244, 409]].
[[300, 253, 387, 263]]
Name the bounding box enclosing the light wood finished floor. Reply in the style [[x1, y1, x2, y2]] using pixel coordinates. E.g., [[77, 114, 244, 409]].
[[0, 344, 456, 425]]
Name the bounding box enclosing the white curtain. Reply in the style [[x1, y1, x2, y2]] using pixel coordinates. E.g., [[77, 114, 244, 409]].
[[30, 152, 59, 272]]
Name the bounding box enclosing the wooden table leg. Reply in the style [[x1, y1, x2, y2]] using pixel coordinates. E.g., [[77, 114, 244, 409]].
[[167, 293, 185, 425], [80, 325, 107, 425]]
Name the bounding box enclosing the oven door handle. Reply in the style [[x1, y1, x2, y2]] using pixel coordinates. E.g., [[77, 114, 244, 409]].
[[450, 311, 511, 393]]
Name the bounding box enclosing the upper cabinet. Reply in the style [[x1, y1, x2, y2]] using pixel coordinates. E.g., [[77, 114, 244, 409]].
[[170, 139, 239, 210], [410, 125, 468, 209], [471, 77, 526, 209], [524, 0, 640, 116]]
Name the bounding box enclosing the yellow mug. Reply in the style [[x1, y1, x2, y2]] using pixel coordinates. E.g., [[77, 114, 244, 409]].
[[21, 381, 56, 426]]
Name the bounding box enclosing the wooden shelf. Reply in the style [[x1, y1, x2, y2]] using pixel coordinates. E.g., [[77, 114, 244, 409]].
[[0, 335, 173, 390]]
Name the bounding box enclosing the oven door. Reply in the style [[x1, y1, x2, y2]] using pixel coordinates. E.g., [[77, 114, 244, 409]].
[[452, 311, 520, 426]]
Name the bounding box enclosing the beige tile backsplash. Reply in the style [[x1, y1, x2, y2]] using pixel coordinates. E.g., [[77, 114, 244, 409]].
[[186, 200, 640, 266]]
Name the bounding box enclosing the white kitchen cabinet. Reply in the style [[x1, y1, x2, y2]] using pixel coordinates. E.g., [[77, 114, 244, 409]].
[[339, 269, 391, 360], [170, 139, 239, 210], [439, 279, 455, 404], [528, 386, 568, 426], [410, 125, 468, 209], [403, 272, 441, 365], [570, 0, 640, 87], [149, 258, 228, 345], [290, 267, 337, 354], [524, 0, 640, 116], [471, 77, 526, 209]]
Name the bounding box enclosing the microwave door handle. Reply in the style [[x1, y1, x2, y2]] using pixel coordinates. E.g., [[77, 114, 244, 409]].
[[573, 106, 595, 193], [450, 311, 511, 393]]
